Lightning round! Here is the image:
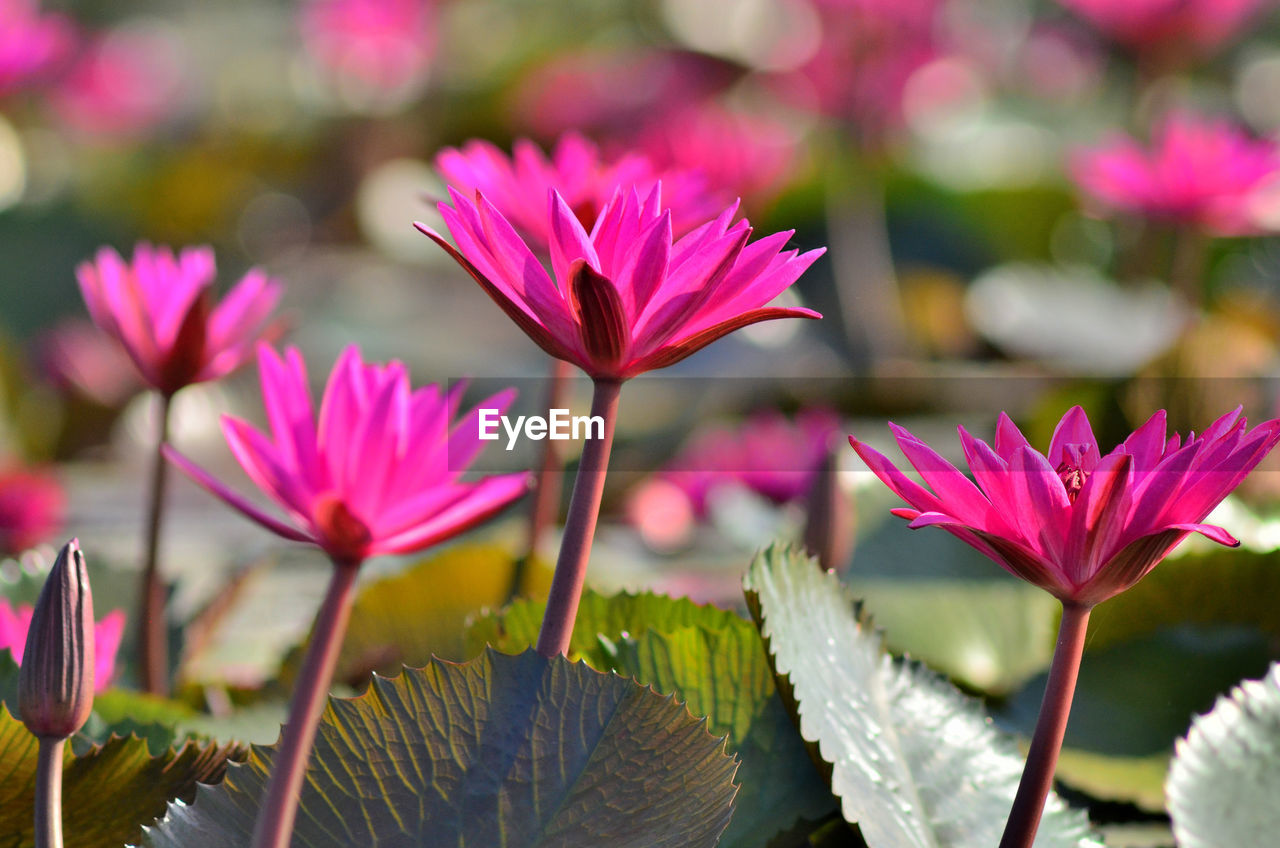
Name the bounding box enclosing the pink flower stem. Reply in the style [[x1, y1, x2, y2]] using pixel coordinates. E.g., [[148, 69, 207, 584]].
[[33, 736, 65, 848], [998, 601, 1092, 848], [511, 357, 574, 600], [535, 377, 621, 657], [139, 391, 173, 696], [250, 559, 360, 848]]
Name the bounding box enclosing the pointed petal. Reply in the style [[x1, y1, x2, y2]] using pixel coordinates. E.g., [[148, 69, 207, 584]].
[[164, 446, 313, 544], [628, 306, 820, 376]]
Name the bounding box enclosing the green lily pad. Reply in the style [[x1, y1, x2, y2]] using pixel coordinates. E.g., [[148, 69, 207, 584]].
[[144, 649, 739, 848], [0, 705, 242, 848], [745, 544, 1101, 848], [1167, 663, 1280, 848], [466, 587, 742, 669], [847, 578, 1058, 694]]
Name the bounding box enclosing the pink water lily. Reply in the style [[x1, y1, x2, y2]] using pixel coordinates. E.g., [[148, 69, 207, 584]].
[[435, 131, 723, 250], [1057, 0, 1267, 56], [77, 244, 284, 396], [1071, 113, 1280, 236], [0, 597, 125, 691], [419, 185, 823, 381], [0, 0, 71, 97], [165, 344, 528, 565], [851, 406, 1280, 605]]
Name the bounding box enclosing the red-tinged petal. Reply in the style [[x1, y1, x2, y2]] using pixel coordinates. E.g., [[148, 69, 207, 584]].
[[1123, 409, 1168, 478], [415, 221, 580, 366], [1009, 445, 1071, 559], [957, 427, 1021, 527], [907, 511, 973, 529], [1048, 405, 1100, 469], [1129, 438, 1199, 524], [628, 306, 820, 376], [548, 189, 601, 285], [1079, 528, 1184, 604], [681, 246, 826, 337], [889, 507, 921, 521], [1167, 522, 1239, 547], [156, 293, 209, 394], [849, 435, 947, 516], [474, 191, 569, 321], [163, 446, 314, 545], [206, 269, 283, 355], [374, 473, 530, 555], [888, 422, 995, 529], [1065, 452, 1133, 584], [221, 417, 315, 520], [568, 259, 629, 374], [970, 529, 1074, 597], [615, 209, 672, 321], [993, 412, 1031, 462], [312, 493, 373, 564], [1196, 405, 1245, 445]]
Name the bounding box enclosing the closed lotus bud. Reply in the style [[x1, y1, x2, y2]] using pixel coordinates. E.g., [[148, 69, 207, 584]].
[[18, 539, 95, 739]]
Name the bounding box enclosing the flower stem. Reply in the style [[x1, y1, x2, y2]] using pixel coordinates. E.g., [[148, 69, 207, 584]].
[[250, 560, 360, 848], [33, 736, 64, 848], [535, 378, 621, 657], [510, 358, 573, 601], [999, 601, 1092, 848], [139, 391, 173, 696]]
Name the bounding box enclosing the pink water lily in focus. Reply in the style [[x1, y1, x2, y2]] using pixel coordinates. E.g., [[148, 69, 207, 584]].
[[1057, 0, 1269, 57], [0, 467, 65, 555], [0, 597, 125, 691], [165, 345, 528, 566], [1071, 113, 1280, 236], [0, 0, 71, 97], [420, 186, 823, 381], [77, 244, 284, 397], [851, 406, 1280, 606], [436, 132, 723, 250]]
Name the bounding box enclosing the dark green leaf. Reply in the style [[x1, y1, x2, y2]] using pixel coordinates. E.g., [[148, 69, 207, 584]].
[[145, 649, 739, 848], [0, 705, 242, 848]]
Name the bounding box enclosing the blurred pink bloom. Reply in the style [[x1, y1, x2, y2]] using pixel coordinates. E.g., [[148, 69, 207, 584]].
[[435, 132, 723, 250], [0, 597, 125, 691], [301, 0, 435, 100], [636, 104, 800, 211], [165, 345, 528, 565], [420, 187, 823, 380], [35, 318, 141, 406], [655, 408, 841, 517], [771, 0, 943, 137], [510, 48, 735, 141], [0, 0, 71, 97], [77, 244, 284, 396], [0, 467, 65, 555], [1071, 113, 1280, 235], [50, 27, 183, 140], [1057, 0, 1269, 56], [851, 406, 1280, 605]]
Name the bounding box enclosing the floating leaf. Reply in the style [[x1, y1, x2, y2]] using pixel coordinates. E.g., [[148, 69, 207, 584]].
[[744, 544, 1101, 848], [1166, 663, 1280, 848], [145, 649, 738, 848], [466, 587, 742, 668], [848, 578, 1057, 694], [0, 705, 241, 848], [609, 623, 836, 848], [1051, 749, 1168, 813], [284, 544, 552, 687]]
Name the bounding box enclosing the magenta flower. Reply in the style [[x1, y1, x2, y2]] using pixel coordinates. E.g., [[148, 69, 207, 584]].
[[165, 345, 528, 565], [50, 27, 183, 140], [435, 131, 723, 250], [0, 597, 125, 691], [1071, 112, 1280, 236], [0, 467, 65, 555], [300, 0, 435, 103], [851, 406, 1280, 605], [76, 244, 284, 397], [0, 0, 71, 97], [1057, 0, 1266, 56], [419, 186, 823, 381], [637, 103, 799, 211], [656, 408, 841, 517]]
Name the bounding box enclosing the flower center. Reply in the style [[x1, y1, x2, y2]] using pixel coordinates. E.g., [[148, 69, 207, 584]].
[[1055, 443, 1094, 502], [313, 493, 372, 565]]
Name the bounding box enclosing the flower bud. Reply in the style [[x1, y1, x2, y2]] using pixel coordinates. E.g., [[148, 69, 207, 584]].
[[18, 539, 95, 739]]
